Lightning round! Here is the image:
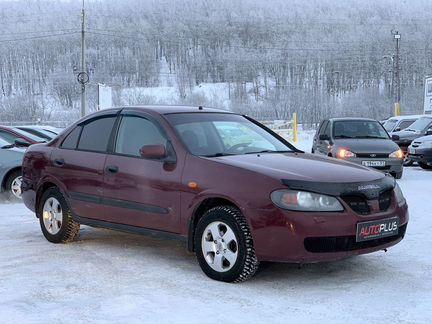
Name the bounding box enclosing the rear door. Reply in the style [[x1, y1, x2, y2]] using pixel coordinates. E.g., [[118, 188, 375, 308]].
[[50, 114, 117, 220], [102, 111, 182, 233]]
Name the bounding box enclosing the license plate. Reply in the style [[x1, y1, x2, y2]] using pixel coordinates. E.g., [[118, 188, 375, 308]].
[[361, 160, 386, 167], [408, 148, 416, 154], [356, 217, 400, 242]]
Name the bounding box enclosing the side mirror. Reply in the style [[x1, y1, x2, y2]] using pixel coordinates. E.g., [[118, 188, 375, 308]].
[[394, 127, 401, 132], [426, 128, 432, 136], [391, 134, 400, 141], [14, 138, 31, 147], [319, 134, 330, 141], [140, 144, 167, 160]]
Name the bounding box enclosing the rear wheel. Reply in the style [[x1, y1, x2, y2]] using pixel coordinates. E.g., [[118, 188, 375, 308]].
[[195, 206, 259, 283], [38, 187, 80, 243], [4, 170, 22, 200], [419, 162, 432, 170]]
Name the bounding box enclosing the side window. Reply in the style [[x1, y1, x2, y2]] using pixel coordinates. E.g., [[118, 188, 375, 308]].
[[323, 121, 331, 137], [0, 130, 19, 143], [318, 121, 328, 135], [61, 127, 82, 149], [77, 117, 116, 152], [398, 120, 414, 131], [115, 116, 167, 157]]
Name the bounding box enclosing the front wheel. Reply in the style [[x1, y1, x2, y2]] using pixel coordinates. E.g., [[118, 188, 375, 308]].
[[419, 162, 432, 170], [195, 206, 259, 283], [403, 157, 413, 166], [38, 187, 80, 243]]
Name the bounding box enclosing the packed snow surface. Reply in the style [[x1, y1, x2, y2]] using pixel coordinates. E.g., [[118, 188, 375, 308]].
[[0, 136, 431, 323]]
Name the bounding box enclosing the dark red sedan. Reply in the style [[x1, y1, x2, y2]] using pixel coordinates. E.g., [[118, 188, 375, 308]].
[[21, 106, 409, 282]]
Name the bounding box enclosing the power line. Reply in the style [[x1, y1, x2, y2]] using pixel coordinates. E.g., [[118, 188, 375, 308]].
[[0, 32, 80, 43]]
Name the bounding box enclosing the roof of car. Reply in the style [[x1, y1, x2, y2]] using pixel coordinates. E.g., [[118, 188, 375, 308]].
[[125, 105, 233, 115], [386, 114, 425, 121], [328, 117, 377, 122]]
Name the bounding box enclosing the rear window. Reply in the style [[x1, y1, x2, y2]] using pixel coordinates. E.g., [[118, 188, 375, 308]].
[[77, 117, 116, 152], [61, 127, 82, 150]]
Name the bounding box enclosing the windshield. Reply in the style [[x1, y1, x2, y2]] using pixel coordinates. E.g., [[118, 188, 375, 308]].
[[405, 117, 432, 131], [165, 113, 295, 156], [383, 119, 398, 132], [333, 120, 389, 139]]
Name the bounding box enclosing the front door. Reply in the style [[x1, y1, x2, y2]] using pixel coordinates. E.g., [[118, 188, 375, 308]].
[[102, 112, 181, 233]]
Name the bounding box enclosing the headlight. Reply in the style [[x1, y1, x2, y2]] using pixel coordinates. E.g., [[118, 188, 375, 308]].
[[389, 149, 403, 159], [337, 149, 355, 159], [394, 183, 406, 206], [271, 189, 344, 212]]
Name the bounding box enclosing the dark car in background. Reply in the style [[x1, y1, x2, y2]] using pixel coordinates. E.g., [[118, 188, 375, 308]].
[[16, 125, 63, 141], [312, 118, 404, 178], [0, 137, 25, 199], [408, 135, 432, 170], [21, 106, 408, 282], [0, 125, 47, 147], [392, 116, 432, 166]]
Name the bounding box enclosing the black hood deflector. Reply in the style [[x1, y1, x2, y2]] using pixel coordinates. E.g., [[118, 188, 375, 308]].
[[282, 176, 395, 200]]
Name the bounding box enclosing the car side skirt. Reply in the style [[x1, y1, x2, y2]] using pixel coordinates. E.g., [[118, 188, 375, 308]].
[[72, 213, 187, 243]]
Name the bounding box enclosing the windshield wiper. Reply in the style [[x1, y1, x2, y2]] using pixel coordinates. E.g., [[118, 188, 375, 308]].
[[334, 135, 353, 139], [354, 136, 387, 139], [244, 150, 293, 154], [404, 128, 417, 132], [202, 152, 236, 157], [1, 144, 15, 149]]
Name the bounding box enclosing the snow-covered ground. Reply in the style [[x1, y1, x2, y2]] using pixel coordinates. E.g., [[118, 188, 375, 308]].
[[1, 135, 431, 323]]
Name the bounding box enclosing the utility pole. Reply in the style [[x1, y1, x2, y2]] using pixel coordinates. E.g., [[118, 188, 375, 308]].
[[80, 0, 86, 117], [394, 31, 401, 116]]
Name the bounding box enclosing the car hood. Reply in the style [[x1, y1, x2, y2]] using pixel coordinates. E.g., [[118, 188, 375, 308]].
[[411, 135, 432, 143], [392, 129, 422, 141], [333, 138, 399, 154], [209, 152, 385, 183]]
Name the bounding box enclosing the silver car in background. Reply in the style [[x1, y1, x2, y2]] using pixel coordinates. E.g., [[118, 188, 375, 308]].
[[312, 118, 404, 178], [0, 137, 25, 199]]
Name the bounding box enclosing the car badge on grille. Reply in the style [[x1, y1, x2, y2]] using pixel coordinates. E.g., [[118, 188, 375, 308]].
[[370, 153, 376, 157], [357, 184, 380, 191]]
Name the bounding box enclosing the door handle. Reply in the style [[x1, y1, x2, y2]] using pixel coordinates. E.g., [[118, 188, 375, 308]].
[[106, 165, 119, 173], [53, 158, 65, 167]]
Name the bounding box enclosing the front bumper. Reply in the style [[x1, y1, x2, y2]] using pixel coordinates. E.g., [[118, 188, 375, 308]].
[[249, 193, 409, 263], [408, 147, 432, 164], [343, 157, 403, 175]]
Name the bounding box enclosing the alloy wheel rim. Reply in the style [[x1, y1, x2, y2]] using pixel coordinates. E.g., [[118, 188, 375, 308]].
[[42, 197, 63, 235], [201, 221, 238, 272], [11, 176, 22, 199]]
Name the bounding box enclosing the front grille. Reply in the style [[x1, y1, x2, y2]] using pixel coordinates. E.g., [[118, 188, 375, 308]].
[[342, 190, 393, 215], [378, 190, 392, 212], [341, 196, 370, 214], [304, 224, 407, 253], [356, 153, 389, 158]]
